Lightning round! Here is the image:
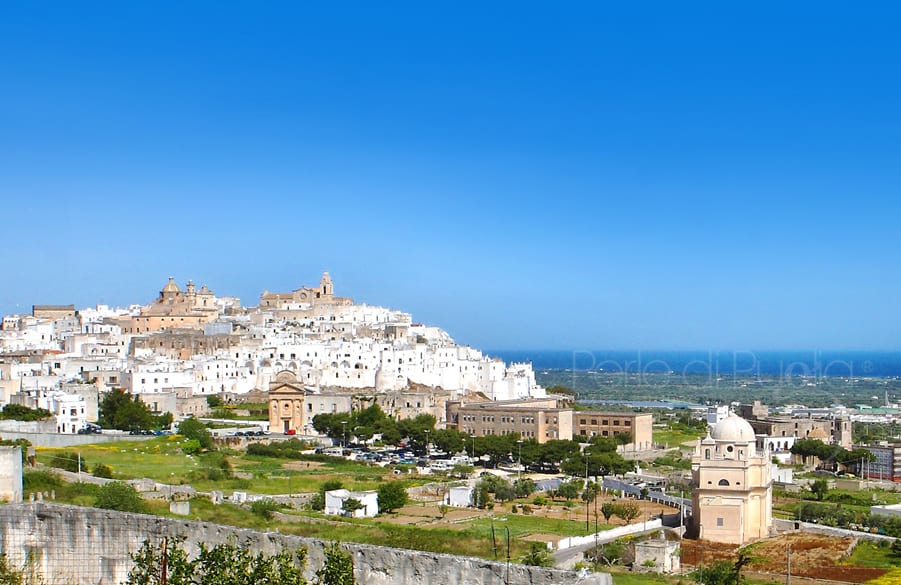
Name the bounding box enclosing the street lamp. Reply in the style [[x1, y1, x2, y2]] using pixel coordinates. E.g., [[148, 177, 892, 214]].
[[424, 429, 430, 455], [341, 420, 348, 451]]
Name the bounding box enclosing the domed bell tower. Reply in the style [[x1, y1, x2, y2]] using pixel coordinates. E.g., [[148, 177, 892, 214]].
[[691, 413, 773, 544]]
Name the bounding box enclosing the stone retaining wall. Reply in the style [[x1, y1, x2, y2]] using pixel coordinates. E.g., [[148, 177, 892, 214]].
[[0, 503, 610, 585]]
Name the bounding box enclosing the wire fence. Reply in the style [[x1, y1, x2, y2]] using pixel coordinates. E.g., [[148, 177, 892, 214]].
[[0, 502, 601, 585], [0, 503, 170, 585]]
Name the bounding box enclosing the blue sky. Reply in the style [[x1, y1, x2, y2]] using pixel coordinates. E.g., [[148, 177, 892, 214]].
[[1, 3, 900, 350]]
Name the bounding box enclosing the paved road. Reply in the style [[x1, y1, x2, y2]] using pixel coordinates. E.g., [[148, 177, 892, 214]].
[[551, 525, 665, 569]]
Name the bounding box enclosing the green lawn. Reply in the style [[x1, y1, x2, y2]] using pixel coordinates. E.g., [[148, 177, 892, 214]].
[[844, 541, 898, 569], [37, 437, 199, 482], [464, 512, 612, 538], [610, 571, 677, 585], [652, 427, 704, 448], [36, 438, 399, 494]]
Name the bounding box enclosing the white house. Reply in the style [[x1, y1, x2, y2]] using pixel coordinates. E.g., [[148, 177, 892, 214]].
[[444, 485, 474, 508], [324, 489, 379, 518], [11, 389, 87, 434]]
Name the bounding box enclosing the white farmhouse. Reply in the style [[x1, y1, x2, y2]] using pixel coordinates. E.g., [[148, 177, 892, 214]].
[[324, 489, 379, 518], [444, 485, 474, 508]]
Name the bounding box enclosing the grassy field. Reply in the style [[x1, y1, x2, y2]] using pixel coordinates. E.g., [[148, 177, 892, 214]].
[[37, 437, 201, 482], [35, 438, 399, 494], [465, 512, 612, 539], [844, 541, 897, 569], [652, 426, 704, 448]]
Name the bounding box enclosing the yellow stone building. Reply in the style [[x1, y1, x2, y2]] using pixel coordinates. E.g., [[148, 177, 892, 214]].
[[691, 413, 773, 545], [268, 370, 307, 434], [259, 272, 353, 310], [119, 278, 220, 334]]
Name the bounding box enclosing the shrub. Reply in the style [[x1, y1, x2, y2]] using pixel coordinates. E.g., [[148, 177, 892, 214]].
[[377, 482, 408, 513], [322, 479, 344, 492], [0, 403, 51, 421], [23, 470, 62, 491], [0, 553, 25, 585], [178, 417, 214, 450], [47, 451, 82, 473], [309, 493, 325, 511], [181, 439, 202, 455], [92, 463, 113, 479], [250, 498, 281, 520], [514, 478, 536, 498], [316, 542, 355, 585], [95, 481, 146, 513]]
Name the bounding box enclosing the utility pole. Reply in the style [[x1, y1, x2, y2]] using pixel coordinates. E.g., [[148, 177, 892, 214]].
[[504, 526, 511, 585], [516, 440, 523, 482], [786, 543, 792, 585], [585, 451, 590, 530]]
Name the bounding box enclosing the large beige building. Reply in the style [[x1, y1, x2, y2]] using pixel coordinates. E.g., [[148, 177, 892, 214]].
[[119, 278, 221, 334], [259, 272, 353, 310], [573, 411, 653, 450], [32, 305, 76, 320], [691, 413, 773, 545], [445, 398, 573, 443], [740, 400, 852, 449]]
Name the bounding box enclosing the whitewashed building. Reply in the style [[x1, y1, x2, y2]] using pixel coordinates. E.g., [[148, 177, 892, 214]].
[[324, 489, 379, 518]]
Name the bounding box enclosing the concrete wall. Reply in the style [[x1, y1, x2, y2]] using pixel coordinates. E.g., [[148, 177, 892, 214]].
[[773, 518, 895, 543], [0, 446, 22, 503], [0, 420, 57, 434], [555, 519, 663, 551], [0, 503, 611, 585], [0, 431, 153, 448]]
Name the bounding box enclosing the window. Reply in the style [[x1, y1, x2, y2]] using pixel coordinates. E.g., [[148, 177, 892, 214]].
[[591, 419, 597, 425], [613, 420, 620, 426], [716, 517, 724, 527], [624, 420, 631, 426], [718, 479, 730, 486]]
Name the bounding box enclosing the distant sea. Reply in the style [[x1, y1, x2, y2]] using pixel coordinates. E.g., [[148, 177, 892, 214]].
[[487, 350, 901, 378]]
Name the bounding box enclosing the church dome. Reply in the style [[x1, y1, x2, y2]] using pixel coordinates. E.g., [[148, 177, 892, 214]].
[[710, 413, 756, 442], [162, 277, 181, 293]]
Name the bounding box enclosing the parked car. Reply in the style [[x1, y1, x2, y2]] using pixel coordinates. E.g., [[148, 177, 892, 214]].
[[284, 429, 297, 435]]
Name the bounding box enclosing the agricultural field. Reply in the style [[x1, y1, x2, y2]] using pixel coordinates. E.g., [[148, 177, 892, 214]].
[[681, 533, 892, 584], [34, 437, 403, 495], [26, 436, 677, 565]]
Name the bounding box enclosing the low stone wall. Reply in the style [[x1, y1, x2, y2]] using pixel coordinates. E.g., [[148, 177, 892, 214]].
[[774, 518, 895, 543], [555, 519, 663, 551], [0, 420, 57, 434], [0, 431, 153, 448], [0, 503, 610, 585]]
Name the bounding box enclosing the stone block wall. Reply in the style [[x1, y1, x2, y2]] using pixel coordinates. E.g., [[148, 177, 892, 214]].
[[0, 503, 611, 585]]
